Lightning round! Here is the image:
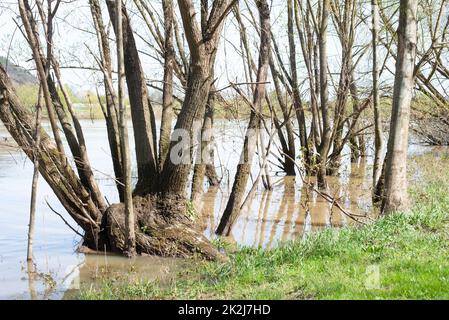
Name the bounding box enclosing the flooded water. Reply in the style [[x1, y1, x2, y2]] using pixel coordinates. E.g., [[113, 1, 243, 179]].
[[0, 119, 440, 299]]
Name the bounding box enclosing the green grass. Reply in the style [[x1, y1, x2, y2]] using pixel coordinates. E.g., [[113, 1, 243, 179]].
[[79, 153, 449, 300]]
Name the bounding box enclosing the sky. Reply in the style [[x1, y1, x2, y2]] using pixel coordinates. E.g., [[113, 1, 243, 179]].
[[0, 0, 365, 96], [0, 0, 446, 100]]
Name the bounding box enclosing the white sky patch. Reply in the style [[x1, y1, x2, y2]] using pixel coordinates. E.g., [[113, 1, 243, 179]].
[[0, 0, 447, 100]]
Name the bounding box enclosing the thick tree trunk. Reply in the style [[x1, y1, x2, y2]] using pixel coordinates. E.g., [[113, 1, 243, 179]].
[[160, 64, 212, 196], [1, 64, 223, 260], [159, 0, 230, 196], [382, 0, 418, 214], [107, 0, 158, 195], [106, 194, 224, 260]]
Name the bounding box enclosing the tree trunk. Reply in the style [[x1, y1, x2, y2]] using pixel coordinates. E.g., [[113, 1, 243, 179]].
[[349, 68, 366, 161], [159, 0, 230, 196], [191, 93, 216, 205], [90, 0, 124, 201], [317, 0, 331, 188], [382, 0, 418, 214], [27, 89, 42, 261], [288, 0, 309, 166], [158, 0, 175, 173], [160, 64, 212, 196], [216, 0, 271, 236], [18, 0, 65, 163], [107, 0, 158, 195], [372, 0, 384, 194]]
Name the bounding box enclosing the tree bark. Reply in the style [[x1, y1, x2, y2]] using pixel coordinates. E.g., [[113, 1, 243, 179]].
[[159, 0, 231, 196], [27, 89, 42, 262], [158, 0, 175, 172], [372, 0, 384, 196], [191, 92, 216, 205], [18, 0, 65, 163], [382, 0, 418, 214], [107, 0, 158, 195], [116, 0, 136, 257], [90, 0, 124, 201], [0, 65, 104, 248]]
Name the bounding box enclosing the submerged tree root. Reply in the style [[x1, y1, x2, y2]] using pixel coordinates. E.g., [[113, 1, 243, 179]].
[[104, 194, 225, 261]]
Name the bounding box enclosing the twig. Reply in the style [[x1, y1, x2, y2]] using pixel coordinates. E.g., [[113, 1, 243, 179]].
[[45, 200, 84, 238]]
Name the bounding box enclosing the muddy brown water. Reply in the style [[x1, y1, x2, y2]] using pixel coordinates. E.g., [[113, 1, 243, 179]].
[[0, 119, 442, 299]]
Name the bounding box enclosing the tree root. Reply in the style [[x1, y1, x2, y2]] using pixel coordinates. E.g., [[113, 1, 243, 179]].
[[105, 194, 226, 261]]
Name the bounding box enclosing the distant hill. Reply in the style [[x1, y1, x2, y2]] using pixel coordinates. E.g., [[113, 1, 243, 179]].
[[0, 56, 38, 86]]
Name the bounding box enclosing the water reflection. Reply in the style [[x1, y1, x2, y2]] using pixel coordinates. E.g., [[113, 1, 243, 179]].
[[62, 254, 182, 299], [198, 156, 372, 249]]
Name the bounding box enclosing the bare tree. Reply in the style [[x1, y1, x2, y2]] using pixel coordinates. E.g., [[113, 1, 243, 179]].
[[1, 0, 439, 261], [106, 0, 158, 195], [159, 0, 235, 196], [372, 0, 384, 196], [116, 0, 136, 256], [317, 0, 331, 188], [89, 0, 124, 201], [158, 0, 175, 172], [382, 0, 418, 214], [287, 0, 308, 167], [216, 0, 272, 235], [0, 0, 234, 260]]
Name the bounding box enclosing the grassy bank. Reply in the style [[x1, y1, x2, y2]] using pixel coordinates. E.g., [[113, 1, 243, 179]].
[[79, 152, 449, 300]]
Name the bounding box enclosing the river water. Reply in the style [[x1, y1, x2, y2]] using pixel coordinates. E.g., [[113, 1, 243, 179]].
[[0, 119, 439, 299]]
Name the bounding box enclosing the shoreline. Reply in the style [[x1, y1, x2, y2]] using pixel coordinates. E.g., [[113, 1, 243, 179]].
[[78, 151, 449, 300]]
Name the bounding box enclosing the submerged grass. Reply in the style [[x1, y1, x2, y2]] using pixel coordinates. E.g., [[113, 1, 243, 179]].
[[79, 153, 449, 300]]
